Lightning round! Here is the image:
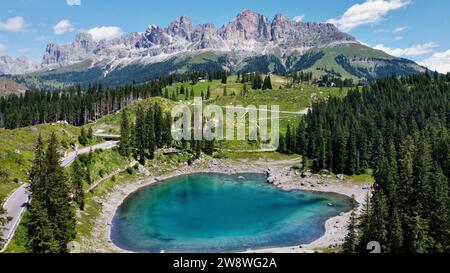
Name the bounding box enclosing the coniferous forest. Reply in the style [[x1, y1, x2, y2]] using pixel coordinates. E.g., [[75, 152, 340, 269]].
[[0, 70, 227, 129], [279, 73, 449, 253]]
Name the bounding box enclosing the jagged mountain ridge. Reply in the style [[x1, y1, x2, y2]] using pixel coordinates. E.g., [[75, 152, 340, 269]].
[[1, 10, 426, 87], [41, 10, 357, 69]]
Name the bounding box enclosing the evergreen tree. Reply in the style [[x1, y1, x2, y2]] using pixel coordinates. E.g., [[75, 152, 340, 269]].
[[154, 103, 163, 147], [285, 124, 292, 154], [0, 207, 8, 247], [27, 134, 76, 253], [26, 199, 59, 253], [146, 107, 156, 159], [71, 159, 85, 211], [29, 135, 47, 199], [343, 210, 358, 253], [44, 134, 76, 251], [252, 72, 263, 89], [370, 191, 389, 252], [295, 121, 306, 155], [262, 75, 273, 90], [388, 206, 404, 253], [204, 140, 215, 155], [87, 127, 93, 141], [413, 135, 433, 217], [135, 105, 146, 164], [357, 193, 372, 252], [118, 109, 131, 157], [206, 85, 211, 100], [164, 88, 169, 99], [162, 112, 173, 148], [277, 134, 286, 153], [221, 71, 227, 84], [79, 127, 88, 146], [345, 127, 357, 175], [428, 162, 450, 252]]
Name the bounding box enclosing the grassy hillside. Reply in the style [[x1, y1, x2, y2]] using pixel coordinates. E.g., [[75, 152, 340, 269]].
[[12, 44, 425, 89], [0, 124, 81, 202]]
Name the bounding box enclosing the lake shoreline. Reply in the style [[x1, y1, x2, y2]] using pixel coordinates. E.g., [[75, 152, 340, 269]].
[[88, 157, 370, 253]]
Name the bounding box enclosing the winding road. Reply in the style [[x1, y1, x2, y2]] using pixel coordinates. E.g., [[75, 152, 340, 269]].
[[0, 141, 118, 252]]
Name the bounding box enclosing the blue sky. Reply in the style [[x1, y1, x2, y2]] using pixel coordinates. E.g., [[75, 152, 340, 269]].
[[0, 0, 449, 72]]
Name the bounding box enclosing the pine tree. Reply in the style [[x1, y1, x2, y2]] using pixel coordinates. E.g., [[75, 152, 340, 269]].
[[146, 107, 156, 159], [71, 158, 85, 211], [357, 193, 372, 252], [262, 75, 273, 90], [206, 86, 211, 100], [295, 121, 306, 155], [285, 124, 292, 154], [118, 109, 131, 157], [154, 103, 163, 147], [204, 140, 215, 155], [44, 134, 76, 251], [0, 207, 8, 247], [405, 213, 430, 253], [221, 71, 227, 84], [87, 127, 93, 141], [388, 206, 404, 253], [343, 195, 359, 253], [26, 199, 59, 253], [345, 127, 357, 175], [428, 162, 449, 252], [79, 127, 88, 146], [332, 130, 346, 174], [277, 134, 286, 153], [343, 210, 358, 253], [135, 105, 146, 164], [29, 135, 47, 200], [164, 88, 169, 99], [413, 134, 433, 216], [27, 134, 76, 252], [162, 112, 173, 148]]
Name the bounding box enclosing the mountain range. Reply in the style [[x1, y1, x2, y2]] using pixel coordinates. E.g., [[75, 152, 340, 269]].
[[1, 10, 426, 87]]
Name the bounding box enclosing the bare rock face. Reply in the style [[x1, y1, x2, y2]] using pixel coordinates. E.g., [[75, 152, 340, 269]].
[[218, 10, 272, 41], [43, 32, 97, 67]]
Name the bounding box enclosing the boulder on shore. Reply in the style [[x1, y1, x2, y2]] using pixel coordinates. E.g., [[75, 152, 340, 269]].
[[336, 174, 345, 180]]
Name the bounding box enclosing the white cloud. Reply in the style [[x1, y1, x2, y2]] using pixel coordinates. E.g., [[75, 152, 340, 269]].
[[67, 0, 81, 6], [0, 43, 7, 52], [419, 50, 450, 73], [53, 19, 74, 35], [373, 42, 437, 57], [293, 15, 305, 22], [87, 26, 123, 41], [394, 36, 403, 40], [0, 16, 26, 32], [393, 26, 407, 32], [35, 35, 48, 41], [327, 0, 411, 31]]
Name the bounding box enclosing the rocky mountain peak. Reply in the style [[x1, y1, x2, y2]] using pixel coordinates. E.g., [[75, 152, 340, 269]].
[[168, 16, 194, 40]]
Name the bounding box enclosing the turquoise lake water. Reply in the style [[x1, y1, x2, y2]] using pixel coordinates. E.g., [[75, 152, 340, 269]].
[[111, 173, 351, 253]]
